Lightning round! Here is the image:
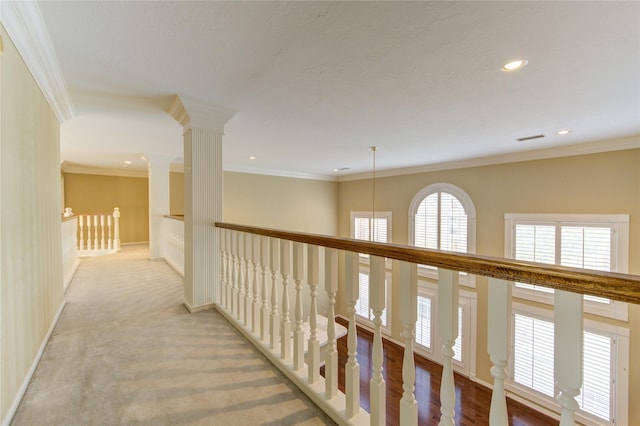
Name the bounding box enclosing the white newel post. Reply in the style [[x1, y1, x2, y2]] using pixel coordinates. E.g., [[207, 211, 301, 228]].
[[113, 207, 120, 251], [307, 244, 320, 384], [269, 238, 280, 351], [292, 242, 305, 371], [144, 154, 171, 260], [260, 236, 270, 342], [399, 261, 418, 426], [280, 240, 292, 361], [370, 255, 386, 426], [324, 247, 338, 399], [344, 251, 360, 418], [168, 96, 235, 312], [487, 278, 512, 426], [252, 234, 261, 334], [438, 268, 459, 426], [555, 290, 584, 426]]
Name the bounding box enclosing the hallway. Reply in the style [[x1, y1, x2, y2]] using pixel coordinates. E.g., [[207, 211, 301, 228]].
[[11, 245, 333, 426]]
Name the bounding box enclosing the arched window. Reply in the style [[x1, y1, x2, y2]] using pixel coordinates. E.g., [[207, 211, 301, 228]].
[[409, 183, 476, 284]]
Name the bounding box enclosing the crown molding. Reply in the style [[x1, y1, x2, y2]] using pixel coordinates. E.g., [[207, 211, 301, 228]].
[[224, 166, 337, 182], [338, 135, 640, 182], [61, 162, 147, 178], [167, 95, 236, 134], [1, 1, 75, 122]]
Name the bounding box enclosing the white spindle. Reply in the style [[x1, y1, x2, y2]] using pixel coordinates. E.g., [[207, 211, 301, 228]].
[[219, 229, 227, 310], [86, 215, 92, 250], [438, 268, 459, 426], [107, 215, 112, 250], [93, 215, 98, 249], [260, 236, 270, 342], [252, 234, 261, 334], [112, 207, 120, 251], [280, 240, 292, 360], [344, 251, 360, 418], [307, 244, 320, 383], [399, 261, 418, 426], [78, 215, 84, 250], [269, 238, 280, 350], [555, 290, 583, 426], [225, 229, 232, 311], [100, 215, 105, 249], [487, 278, 512, 426], [369, 255, 386, 426], [244, 232, 252, 327], [231, 230, 238, 317], [237, 232, 246, 322], [324, 247, 338, 399], [292, 242, 305, 371]]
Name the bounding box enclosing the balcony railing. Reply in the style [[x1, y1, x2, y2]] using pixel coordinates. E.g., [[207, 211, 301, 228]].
[[70, 207, 121, 256], [213, 222, 640, 426]]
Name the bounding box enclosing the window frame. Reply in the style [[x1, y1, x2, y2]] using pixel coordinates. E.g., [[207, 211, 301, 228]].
[[408, 183, 476, 287], [504, 213, 629, 320]]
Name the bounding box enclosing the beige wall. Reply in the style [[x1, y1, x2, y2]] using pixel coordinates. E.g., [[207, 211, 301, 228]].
[[224, 172, 338, 235], [64, 173, 149, 244], [337, 147, 640, 423], [0, 26, 64, 422], [169, 171, 184, 216]]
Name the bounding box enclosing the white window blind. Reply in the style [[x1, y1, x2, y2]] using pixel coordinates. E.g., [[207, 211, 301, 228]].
[[453, 306, 463, 362], [354, 216, 388, 243], [356, 272, 387, 326], [414, 192, 467, 253], [513, 311, 615, 422], [415, 295, 432, 349]]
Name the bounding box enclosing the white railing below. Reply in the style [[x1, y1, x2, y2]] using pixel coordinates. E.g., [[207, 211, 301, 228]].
[[68, 207, 121, 256], [61, 216, 81, 291], [162, 215, 184, 276]]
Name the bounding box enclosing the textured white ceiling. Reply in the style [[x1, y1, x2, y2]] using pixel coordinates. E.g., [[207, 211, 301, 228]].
[[38, 1, 640, 178]]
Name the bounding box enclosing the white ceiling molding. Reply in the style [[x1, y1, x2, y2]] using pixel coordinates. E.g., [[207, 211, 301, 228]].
[[224, 166, 338, 182], [61, 161, 147, 179], [167, 95, 236, 134], [1, 1, 74, 122], [339, 135, 640, 182]]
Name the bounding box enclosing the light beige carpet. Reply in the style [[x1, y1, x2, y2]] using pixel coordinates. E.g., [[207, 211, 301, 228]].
[[11, 245, 335, 426]]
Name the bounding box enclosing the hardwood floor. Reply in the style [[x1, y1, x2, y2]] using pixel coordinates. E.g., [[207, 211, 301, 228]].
[[323, 318, 556, 425]]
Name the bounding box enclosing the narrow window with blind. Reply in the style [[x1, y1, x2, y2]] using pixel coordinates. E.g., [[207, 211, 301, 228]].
[[350, 211, 392, 329], [409, 183, 476, 287]]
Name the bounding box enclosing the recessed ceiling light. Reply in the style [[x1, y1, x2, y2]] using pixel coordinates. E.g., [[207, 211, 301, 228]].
[[502, 59, 528, 72], [248, 156, 256, 160], [333, 167, 350, 172], [123, 161, 132, 165], [557, 129, 571, 135]]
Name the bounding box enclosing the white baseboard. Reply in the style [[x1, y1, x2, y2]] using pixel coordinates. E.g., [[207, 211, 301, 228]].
[[183, 299, 215, 313], [2, 299, 66, 426], [63, 258, 81, 292], [162, 257, 184, 277]]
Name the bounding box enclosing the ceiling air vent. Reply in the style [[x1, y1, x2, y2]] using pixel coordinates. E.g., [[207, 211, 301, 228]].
[[516, 134, 545, 142]]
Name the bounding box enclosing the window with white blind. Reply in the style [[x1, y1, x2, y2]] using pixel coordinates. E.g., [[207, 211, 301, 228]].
[[350, 212, 392, 329], [504, 214, 629, 320], [414, 284, 477, 377], [409, 183, 476, 287], [510, 304, 629, 425]]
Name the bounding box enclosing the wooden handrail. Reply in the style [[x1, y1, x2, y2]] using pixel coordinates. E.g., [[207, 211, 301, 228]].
[[215, 222, 640, 305], [164, 215, 185, 221]]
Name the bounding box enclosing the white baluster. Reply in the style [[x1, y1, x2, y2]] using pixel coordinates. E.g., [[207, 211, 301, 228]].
[[260, 236, 270, 342], [292, 242, 305, 371], [344, 251, 360, 418], [219, 229, 227, 310], [237, 232, 246, 322], [487, 278, 512, 426], [244, 232, 252, 327], [307, 244, 320, 383], [280, 240, 292, 360], [100, 215, 105, 249], [86, 215, 92, 250], [78, 215, 84, 250], [370, 255, 386, 426], [107, 215, 112, 250], [438, 268, 459, 426], [269, 238, 280, 351], [231, 230, 238, 317], [224, 229, 232, 312], [399, 261, 418, 426], [112, 207, 120, 250], [325, 247, 338, 399], [93, 215, 98, 249], [252, 234, 261, 334], [555, 290, 583, 426]]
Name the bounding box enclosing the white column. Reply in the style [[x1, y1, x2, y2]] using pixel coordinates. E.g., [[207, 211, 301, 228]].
[[168, 96, 235, 312], [487, 278, 512, 426], [144, 154, 172, 260], [438, 268, 459, 426], [555, 290, 583, 426]]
